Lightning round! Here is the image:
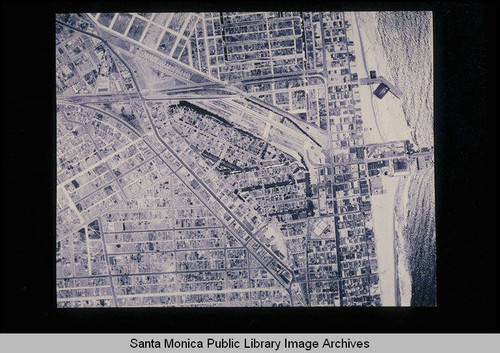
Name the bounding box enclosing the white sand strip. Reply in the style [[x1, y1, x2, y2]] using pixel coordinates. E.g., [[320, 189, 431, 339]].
[[370, 176, 399, 305], [349, 12, 415, 146]]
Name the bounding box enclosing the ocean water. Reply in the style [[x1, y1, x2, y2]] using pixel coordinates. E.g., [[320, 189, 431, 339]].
[[376, 11, 434, 149], [374, 12, 436, 306], [403, 168, 436, 306]]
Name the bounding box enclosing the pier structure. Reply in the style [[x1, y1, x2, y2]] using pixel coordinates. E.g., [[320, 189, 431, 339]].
[[359, 76, 403, 99]]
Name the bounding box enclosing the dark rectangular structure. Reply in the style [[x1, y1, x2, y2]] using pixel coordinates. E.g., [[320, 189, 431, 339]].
[[374, 83, 390, 99]]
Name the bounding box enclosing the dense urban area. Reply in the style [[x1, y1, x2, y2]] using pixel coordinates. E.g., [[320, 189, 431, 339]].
[[56, 12, 434, 307]]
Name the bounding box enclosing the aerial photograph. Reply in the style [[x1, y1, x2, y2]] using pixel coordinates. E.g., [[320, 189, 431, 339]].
[[56, 11, 435, 307]]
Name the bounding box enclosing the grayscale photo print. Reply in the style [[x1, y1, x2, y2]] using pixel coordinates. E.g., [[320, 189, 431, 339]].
[[56, 11, 436, 308]]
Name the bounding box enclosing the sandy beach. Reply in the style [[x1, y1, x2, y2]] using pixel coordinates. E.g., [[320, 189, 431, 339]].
[[348, 12, 415, 146], [346, 12, 414, 306], [369, 175, 399, 306]]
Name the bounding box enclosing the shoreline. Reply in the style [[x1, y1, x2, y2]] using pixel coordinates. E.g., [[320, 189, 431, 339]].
[[351, 12, 416, 146], [393, 173, 413, 306], [376, 12, 434, 149], [393, 178, 403, 307], [400, 166, 436, 306], [348, 12, 413, 306]]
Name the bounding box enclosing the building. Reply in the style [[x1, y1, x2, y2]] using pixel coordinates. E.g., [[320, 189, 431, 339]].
[[373, 83, 389, 99]]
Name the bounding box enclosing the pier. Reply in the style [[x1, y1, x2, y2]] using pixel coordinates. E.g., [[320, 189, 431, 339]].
[[359, 76, 403, 99]]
